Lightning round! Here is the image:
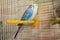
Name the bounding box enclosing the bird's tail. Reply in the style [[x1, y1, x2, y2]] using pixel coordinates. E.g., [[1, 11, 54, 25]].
[[14, 24, 23, 39]]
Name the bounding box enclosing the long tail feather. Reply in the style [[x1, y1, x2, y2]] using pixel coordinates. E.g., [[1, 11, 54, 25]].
[[14, 24, 23, 39]]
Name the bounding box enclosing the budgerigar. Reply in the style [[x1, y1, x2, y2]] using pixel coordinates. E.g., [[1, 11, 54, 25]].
[[14, 4, 38, 38]]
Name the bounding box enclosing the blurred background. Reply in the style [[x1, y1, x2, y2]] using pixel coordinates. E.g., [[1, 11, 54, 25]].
[[0, 0, 60, 40]]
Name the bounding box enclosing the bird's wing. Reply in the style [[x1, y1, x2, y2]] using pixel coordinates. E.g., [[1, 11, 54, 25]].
[[21, 5, 33, 20]]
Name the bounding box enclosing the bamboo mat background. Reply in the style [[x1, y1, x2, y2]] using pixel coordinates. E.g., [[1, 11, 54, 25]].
[[0, 0, 60, 40]]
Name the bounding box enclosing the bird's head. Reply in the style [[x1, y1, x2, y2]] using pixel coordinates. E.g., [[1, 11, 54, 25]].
[[30, 4, 38, 8]]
